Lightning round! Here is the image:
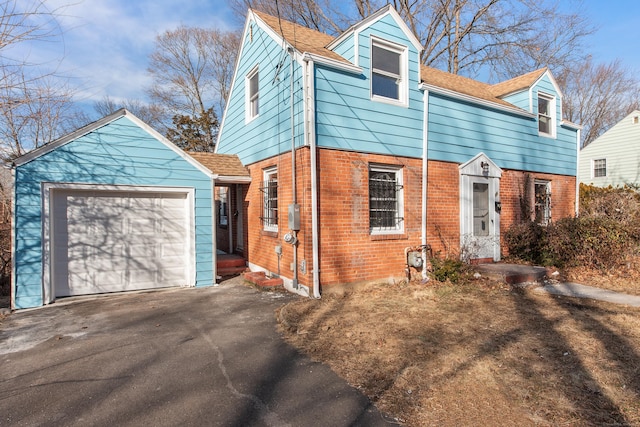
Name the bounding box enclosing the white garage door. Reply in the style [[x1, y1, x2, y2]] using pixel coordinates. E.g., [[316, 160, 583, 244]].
[[51, 189, 190, 297]]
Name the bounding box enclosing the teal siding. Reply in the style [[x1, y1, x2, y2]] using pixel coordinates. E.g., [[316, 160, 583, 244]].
[[315, 14, 424, 157], [13, 116, 214, 309], [500, 90, 530, 111], [427, 93, 576, 175], [217, 20, 304, 165]]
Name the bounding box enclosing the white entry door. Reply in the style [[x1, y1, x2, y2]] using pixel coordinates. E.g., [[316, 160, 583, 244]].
[[51, 189, 191, 297], [460, 154, 502, 261]]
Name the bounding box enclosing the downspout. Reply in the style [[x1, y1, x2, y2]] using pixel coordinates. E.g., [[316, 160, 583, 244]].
[[289, 47, 299, 289], [303, 54, 321, 299], [10, 166, 16, 309], [211, 177, 218, 284], [575, 128, 581, 216], [421, 88, 429, 281]]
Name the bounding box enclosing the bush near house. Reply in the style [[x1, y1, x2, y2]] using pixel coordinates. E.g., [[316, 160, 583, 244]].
[[505, 183, 640, 271]]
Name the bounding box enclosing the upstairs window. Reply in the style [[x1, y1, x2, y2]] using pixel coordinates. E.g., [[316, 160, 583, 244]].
[[593, 158, 607, 178], [246, 66, 259, 122], [369, 164, 404, 234], [260, 167, 278, 232], [371, 39, 406, 105], [538, 93, 555, 137]]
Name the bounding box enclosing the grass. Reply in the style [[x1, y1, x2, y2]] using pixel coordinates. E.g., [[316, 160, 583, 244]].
[[277, 277, 640, 426]]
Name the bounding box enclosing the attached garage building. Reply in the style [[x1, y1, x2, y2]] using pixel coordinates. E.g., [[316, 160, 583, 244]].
[[12, 109, 218, 309]]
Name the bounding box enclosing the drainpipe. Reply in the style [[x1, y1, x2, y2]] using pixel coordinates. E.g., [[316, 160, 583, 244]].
[[211, 177, 218, 284], [303, 54, 321, 299], [575, 128, 581, 216], [289, 47, 299, 290], [421, 88, 429, 281]]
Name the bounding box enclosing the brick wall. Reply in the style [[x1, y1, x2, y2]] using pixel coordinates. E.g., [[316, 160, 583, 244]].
[[243, 149, 576, 289]]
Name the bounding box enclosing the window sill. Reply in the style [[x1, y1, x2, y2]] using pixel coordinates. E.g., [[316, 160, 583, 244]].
[[370, 233, 408, 241], [261, 230, 278, 238]]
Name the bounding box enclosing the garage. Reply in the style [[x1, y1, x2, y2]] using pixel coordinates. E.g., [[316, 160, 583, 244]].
[[12, 109, 218, 309], [49, 188, 192, 297]]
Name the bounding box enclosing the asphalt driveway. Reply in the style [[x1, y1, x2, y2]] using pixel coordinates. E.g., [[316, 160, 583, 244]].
[[0, 278, 395, 426]]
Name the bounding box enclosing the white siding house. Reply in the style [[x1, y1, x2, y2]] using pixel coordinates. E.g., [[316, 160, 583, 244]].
[[579, 110, 640, 187]]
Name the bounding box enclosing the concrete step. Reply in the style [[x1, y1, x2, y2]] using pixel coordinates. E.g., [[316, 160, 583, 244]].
[[473, 263, 547, 285]]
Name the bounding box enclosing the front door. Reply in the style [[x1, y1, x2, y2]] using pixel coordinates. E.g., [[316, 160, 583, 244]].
[[460, 154, 502, 261]]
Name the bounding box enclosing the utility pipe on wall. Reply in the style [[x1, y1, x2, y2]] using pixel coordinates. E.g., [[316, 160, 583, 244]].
[[421, 88, 429, 281], [303, 55, 321, 299], [289, 47, 299, 289]]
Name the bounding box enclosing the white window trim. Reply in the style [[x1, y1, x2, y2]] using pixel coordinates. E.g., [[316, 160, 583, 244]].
[[538, 92, 556, 138], [370, 37, 408, 107], [263, 167, 278, 232], [592, 158, 607, 178], [369, 164, 404, 235], [245, 65, 259, 123]]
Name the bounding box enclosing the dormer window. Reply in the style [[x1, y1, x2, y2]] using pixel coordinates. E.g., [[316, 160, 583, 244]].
[[371, 38, 407, 105], [538, 93, 555, 138]]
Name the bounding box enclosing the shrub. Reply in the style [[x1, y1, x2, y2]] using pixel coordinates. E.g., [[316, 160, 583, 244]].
[[430, 257, 466, 283]]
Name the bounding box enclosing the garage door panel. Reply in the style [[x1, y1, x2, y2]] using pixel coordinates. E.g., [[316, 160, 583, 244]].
[[52, 189, 189, 297]]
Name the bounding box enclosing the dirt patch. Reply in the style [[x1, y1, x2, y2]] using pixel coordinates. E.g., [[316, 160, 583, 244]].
[[278, 279, 640, 426]]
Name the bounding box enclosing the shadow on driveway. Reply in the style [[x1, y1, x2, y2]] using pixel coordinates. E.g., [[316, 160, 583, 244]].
[[0, 277, 396, 426]]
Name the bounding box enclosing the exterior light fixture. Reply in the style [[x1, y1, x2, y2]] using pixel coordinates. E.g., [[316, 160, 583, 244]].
[[481, 161, 489, 175]]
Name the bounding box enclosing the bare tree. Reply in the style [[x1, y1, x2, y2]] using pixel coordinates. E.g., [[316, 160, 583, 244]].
[[559, 58, 640, 148], [0, 0, 77, 159], [93, 96, 167, 131], [231, 0, 593, 81], [147, 26, 240, 151]]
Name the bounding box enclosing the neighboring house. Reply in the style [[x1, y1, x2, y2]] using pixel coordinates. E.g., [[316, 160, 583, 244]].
[[11, 109, 249, 309], [215, 7, 580, 297], [579, 110, 640, 187]]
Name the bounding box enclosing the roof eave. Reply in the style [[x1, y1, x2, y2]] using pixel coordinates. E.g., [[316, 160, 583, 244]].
[[302, 52, 362, 74], [419, 83, 534, 118]]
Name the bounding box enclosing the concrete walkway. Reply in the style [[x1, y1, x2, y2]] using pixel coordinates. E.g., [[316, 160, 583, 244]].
[[536, 282, 640, 307]]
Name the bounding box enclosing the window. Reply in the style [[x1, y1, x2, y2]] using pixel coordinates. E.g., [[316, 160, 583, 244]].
[[371, 39, 406, 104], [261, 167, 278, 231], [369, 165, 404, 233], [218, 187, 228, 227], [246, 66, 259, 121], [473, 182, 489, 236], [538, 93, 555, 137], [593, 158, 607, 178], [534, 180, 551, 225]]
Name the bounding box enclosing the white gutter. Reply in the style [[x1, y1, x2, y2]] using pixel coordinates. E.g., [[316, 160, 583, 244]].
[[420, 83, 535, 118], [303, 55, 321, 299], [302, 53, 362, 75], [575, 128, 581, 216], [10, 167, 16, 309], [421, 89, 429, 280]]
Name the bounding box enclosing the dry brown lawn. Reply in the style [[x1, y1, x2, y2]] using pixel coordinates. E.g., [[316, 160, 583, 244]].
[[277, 275, 640, 426]]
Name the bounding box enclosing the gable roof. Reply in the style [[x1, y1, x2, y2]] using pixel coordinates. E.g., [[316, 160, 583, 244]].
[[491, 68, 548, 98], [188, 152, 250, 181], [252, 10, 349, 65], [12, 109, 214, 178], [251, 9, 548, 115]]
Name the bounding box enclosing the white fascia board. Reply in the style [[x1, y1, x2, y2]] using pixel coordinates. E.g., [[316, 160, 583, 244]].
[[214, 175, 252, 184], [328, 5, 422, 53], [302, 53, 362, 74], [12, 108, 128, 167], [561, 120, 583, 130], [215, 12, 255, 153], [419, 83, 534, 118]]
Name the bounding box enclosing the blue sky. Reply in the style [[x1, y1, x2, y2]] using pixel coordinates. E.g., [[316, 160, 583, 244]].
[[21, 0, 640, 112]]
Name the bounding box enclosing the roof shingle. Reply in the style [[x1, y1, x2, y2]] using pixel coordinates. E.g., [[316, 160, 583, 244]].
[[188, 152, 250, 177]]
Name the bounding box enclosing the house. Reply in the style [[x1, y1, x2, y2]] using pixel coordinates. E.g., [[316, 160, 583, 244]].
[[579, 110, 640, 187], [214, 7, 580, 297], [11, 109, 249, 309]]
